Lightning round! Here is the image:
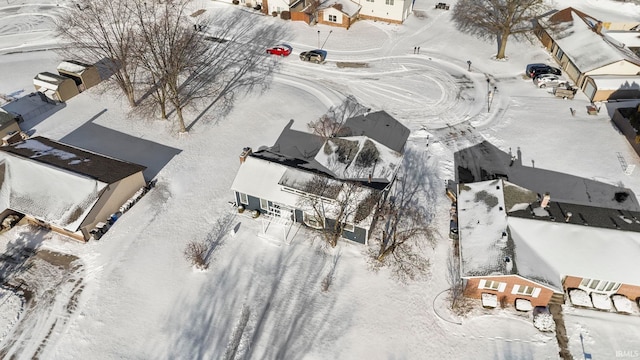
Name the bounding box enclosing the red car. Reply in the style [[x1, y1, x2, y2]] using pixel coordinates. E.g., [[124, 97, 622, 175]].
[[266, 44, 292, 57]]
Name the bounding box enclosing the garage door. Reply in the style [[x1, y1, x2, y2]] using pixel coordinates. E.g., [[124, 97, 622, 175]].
[[583, 81, 596, 101]]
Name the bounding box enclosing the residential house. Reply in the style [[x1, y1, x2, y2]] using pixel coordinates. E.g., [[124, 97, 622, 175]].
[[0, 136, 147, 241], [356, 0, 412, 24], [230, 110, 409, 244], [457, 179, 640, 308], [317, 0, 361, 29], [0, 109, 24, 144], [535, 7, 640, 101], [33, 72, 79, 102]]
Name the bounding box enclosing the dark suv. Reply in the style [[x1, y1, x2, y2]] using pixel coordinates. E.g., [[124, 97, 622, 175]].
[[299, 49, 327, 64], [526, 64, 561, 78]]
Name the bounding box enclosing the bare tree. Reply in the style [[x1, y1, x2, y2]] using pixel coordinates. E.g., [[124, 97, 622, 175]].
[[307, 95, 369, 141], [58, 0, 288, 133], [299, 174, 368, 247], [451, 0, 547, 59], [370, 173, 435, 282], [446, 253, 465, 310], [184, 240, 209, 270], [56, 0, 139, 106]]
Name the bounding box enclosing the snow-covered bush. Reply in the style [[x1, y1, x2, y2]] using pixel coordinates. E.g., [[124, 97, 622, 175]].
[[591, 292, 612, 310], [612, 295, 638, 314], [569, 289, 593, 307], [481, 293, 498, 308], [515, 298, 533, 312], [533, 311, 555, 332]]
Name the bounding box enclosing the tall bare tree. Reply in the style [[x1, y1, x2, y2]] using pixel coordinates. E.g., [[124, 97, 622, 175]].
[[451, 0, 547, 59], [57, 0, 288, 133], [307, 95, 369, 141], [56, 0, 139, 106]]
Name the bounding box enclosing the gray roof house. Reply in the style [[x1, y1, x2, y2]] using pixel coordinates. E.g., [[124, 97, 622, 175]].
[[231, 110, 410, 244]]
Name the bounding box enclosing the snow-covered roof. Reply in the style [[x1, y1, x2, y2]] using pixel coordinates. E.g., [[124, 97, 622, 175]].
[[540, 8, 640, 72], [459, 179, 640, 290], [57, 60, 90, 75], [34, 72, 68, 85], [318, 0, 361, 17], [0, 137, 146, 231], [0, 153, 105, 232], [1, 137, 147, 184], [230, 156, 299, 207], [314, 135, 402, 183], [344, 111, 410, 154], [457, 179, 511, 279], [231, 155, 379, 225], [588, 75, 640, 90], [606, 31, 640, 48]]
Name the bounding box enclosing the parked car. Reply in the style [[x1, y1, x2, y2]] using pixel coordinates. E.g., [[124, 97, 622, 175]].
[[533, 75, 568, 88], [266, 44, 292, 57], [299, 49, 327, 64], [528, 65, 562, 78], [526, 63, 547, 75]]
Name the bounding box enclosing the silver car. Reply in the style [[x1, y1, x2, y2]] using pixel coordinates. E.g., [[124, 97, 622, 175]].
[[533, 75, 568, 88]]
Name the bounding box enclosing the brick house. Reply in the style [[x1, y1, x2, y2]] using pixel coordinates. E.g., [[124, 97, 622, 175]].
[[457, 179, 640, 309]]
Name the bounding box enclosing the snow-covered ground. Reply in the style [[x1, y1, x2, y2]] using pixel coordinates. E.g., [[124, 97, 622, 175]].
[[0, 0, 640, 359]]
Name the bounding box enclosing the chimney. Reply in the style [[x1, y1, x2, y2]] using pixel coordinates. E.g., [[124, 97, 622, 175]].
[[541, 192, 551, 208], [565, 211, 572, 222], [594, 21, 603, 35], [239, 147, 252, 164]]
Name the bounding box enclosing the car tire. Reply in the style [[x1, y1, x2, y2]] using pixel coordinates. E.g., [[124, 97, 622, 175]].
[[540, 84, 546, 88], [314, 59, 320, 64]]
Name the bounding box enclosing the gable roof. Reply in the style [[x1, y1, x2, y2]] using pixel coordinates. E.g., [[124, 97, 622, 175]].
[[343, 111, 410, 153], [57, 60, 94, 75], [318, 0, 361, 17], [458, 179, 640, 291], [539, 8, 640, 72], [0, 136, 146, 184]]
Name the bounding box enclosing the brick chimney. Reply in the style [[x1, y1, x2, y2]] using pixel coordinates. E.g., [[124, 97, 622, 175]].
[[594, 21, 603, 35], [541, 192, 551, 208], [240, 147, 252, 164]]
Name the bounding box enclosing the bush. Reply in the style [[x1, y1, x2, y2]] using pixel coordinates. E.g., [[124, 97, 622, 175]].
[[280, 11, 291, 20], [232, 0, 239, 4], [184, 240, 209, 270], [272, 11, 278, 17]]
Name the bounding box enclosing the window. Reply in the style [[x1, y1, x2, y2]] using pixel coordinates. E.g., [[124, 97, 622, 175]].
[[512, 284, 541, 298], [579, 278, 621, 294], [366, 0, 374, 2], [329, 15, 337, 22], [478, 279, 506, 292], [239, 192, 248, 205], [556, 48, 564, 61], [385, 0, 394, 5], [260, 198, 269, 211], [343, 223, 354, 232], [303, 212, 324, 229]]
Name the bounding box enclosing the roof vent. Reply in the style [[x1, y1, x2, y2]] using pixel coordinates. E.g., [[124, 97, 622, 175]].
[[565, 212, 572, 222], [540, 192, 551, 208]]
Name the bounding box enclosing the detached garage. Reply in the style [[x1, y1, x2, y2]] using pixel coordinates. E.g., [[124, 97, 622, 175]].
[[0, 137, 147, 241], [583, 76, 640, 101], [57, 60, 101, 92], [33, 72, 79, 102]]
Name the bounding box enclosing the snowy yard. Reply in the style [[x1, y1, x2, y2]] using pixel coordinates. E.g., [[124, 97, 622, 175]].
[[0, 0, 640, 359]]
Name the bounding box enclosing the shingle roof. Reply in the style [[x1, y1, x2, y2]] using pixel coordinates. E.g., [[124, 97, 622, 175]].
[[0, 136, 146, 184], [343, 111, 410, 154]]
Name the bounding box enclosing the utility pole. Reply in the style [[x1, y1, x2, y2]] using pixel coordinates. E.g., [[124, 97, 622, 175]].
[[486, 78, 491, 113], [320, 30, 332, 50], [317, 30, 320, 49]]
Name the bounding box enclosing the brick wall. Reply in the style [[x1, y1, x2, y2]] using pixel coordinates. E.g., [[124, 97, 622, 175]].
[[563, 275, 582, 289], [464, 275, 556, 308], [617, 284, 640, 303]]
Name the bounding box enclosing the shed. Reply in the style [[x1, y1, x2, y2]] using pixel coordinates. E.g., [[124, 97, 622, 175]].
[[0, 110, 23, 141], [33, 72, 80, 102], [57, 60, 101, 92]]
